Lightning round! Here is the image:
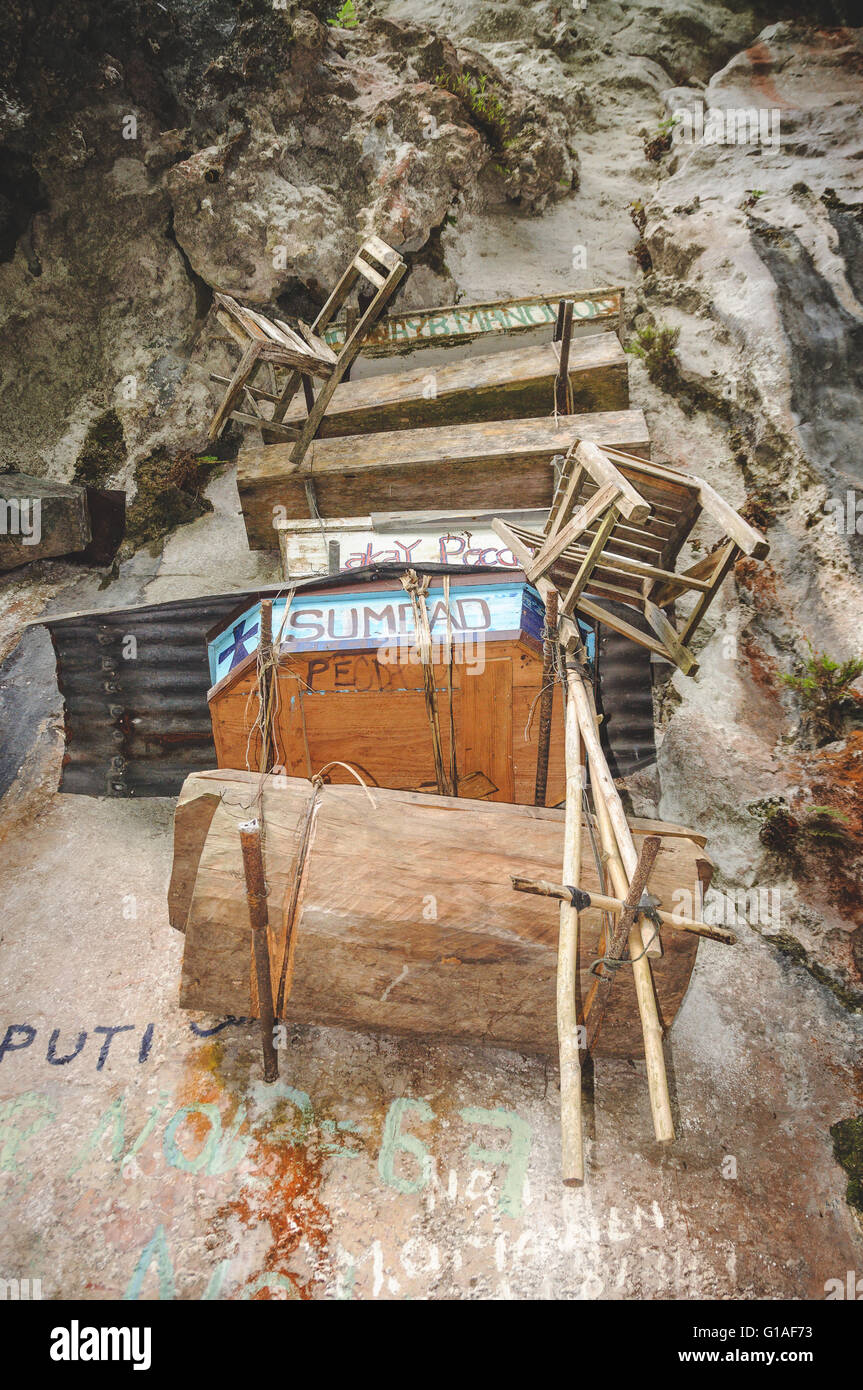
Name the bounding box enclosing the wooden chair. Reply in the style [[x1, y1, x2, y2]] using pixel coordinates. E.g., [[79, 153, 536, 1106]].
[[208, 235, 407, 467], [492, 440, 768, 676]]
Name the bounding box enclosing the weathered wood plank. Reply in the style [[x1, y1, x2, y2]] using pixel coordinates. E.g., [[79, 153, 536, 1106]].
[[276, 510, 543, 578], [322, 286, 623, 357], [277, 335, 628, 436], [238, 409, 651, 548], [172, 769, 708, 1059]]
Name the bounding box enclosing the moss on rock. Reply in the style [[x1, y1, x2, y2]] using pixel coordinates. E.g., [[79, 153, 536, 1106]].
[[830, 1115, 863, 1213], [73, 409, 126, 487], [768, 929, 863, 1013], [121, 448, 219, 554]]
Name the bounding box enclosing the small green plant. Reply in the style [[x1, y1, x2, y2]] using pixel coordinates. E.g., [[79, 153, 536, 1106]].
[[802, 805, 852, 846], [328, 0, 359, 28], [782, 646, 863, 743], [626, 323, 680, 389], [749, 798, 802, 861], [742, 188, 766, 210], [740, 491, 777, 532], [628, 199, 647, 234], [830, 1115, 863, 1215], [435, 68, 511, 149], [643, 115, 678, 162]]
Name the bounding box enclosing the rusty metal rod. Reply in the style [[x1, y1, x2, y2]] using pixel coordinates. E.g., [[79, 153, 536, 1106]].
[[239, 819, 279, 1083], [258, 599, 274, 774]]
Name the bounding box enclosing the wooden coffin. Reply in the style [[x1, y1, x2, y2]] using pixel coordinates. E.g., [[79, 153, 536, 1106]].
[[322, 286, 622, 356], [275, 335, 628, 437], [275, 508, 546, 580], [238, 408, 650, 548], [206, 573, 582, 806], [169, 770, 710, 1058]]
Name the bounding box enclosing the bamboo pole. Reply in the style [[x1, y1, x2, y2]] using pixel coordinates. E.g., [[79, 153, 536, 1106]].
[[509, 876, 737, 945], [534, 590, 558, 806], [238, 819, 279, 1083], [566, 662, 675, 1143], [558, 684, 584, 1184], [567, 666, 637, 878], [443, 574, 459, 797], [583, 836, 661, 1052], [568, 666, 659, 957], [402, 571, 450, 795]]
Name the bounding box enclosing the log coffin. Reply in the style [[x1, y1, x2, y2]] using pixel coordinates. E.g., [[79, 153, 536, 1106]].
[[170, 769, 711, 1059]]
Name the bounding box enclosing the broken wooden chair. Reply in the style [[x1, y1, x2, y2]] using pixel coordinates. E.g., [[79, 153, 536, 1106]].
[[493, 440, 768, 676], [207, 235, 407, 466]]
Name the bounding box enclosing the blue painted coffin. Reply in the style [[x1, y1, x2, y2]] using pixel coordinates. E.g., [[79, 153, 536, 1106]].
[[208, 580, 594, 688]]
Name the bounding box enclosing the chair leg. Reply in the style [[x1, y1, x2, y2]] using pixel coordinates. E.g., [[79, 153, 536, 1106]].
[[269, 368, 304, 425], [644, 600, 699, 675], [208, 343, 262, 440], [678, 540, 739, 645], [289, 260, 408, 467], [560, 507, 620, 615]]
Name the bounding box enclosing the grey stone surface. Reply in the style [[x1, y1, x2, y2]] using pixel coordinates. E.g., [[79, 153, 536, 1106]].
[[0, 1, 861, 1300]]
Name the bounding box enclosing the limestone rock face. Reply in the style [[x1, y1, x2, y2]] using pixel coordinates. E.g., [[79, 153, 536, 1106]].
[[645, 23, 863, 495], [0, 108, 201, 480], [1, 0, 861, 1010], [632, 22, 863, 1009], [0, 2, 575, 486]]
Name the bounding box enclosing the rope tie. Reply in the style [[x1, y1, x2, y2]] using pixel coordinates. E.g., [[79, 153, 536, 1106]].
[[589, 954, 627, 978], [588, 893, 662, 977], [401, 569, 452, 796]]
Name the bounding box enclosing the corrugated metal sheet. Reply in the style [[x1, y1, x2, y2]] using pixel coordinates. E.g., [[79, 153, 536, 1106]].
[[596, 601, 659, 778], [40, 564, 656, 797], [48, 592, 247, 797]]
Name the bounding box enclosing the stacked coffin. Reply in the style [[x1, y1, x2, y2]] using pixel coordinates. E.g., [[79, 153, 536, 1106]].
[[42, 239, 768, 1182]]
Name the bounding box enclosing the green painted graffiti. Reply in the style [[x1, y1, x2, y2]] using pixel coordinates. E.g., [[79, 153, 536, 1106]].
[[460, 1105, 532, 1218], [68, 1091, 172, 1176], [0, 1091, 57, 1185], [378, 1097, 434, 1194], [162, 1100, 251, 1175]]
